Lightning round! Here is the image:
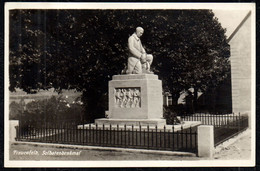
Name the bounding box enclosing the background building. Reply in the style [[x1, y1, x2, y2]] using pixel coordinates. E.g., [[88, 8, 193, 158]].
[[227, 11, 252, 114]]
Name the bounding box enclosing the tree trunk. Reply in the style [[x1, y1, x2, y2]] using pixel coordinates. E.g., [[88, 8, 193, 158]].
[[193, 87, 198, 113], [171, 92, 179, 106]]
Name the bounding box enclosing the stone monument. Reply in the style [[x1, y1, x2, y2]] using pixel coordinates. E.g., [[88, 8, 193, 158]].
[[125, 27, 154, 74], [95, 74, 166, 126], [95, 27, 166, 126]]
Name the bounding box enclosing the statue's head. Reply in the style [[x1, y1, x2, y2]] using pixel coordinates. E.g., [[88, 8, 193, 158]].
[[136, 27, 144, 38]]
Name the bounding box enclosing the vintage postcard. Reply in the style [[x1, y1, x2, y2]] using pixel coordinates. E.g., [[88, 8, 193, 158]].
[[4, 2, 255, 168]]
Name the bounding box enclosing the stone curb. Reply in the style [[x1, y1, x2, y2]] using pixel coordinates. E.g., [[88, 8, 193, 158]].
[[78, 121, 202, 131], [12, 141, 196, 157], [214, 128, 250, 154]]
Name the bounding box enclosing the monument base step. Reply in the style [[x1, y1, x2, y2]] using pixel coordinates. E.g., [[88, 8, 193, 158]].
[[94, 118, 167, 126], [77, 121, 202, 131]]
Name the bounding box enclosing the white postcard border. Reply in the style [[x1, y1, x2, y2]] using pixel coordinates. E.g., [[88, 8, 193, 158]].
[[4, 2, 256, 168]]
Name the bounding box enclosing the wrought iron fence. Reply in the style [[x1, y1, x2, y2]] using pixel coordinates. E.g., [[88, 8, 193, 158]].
[[15, 121, 198, 153], [181, 113, 249, 146]]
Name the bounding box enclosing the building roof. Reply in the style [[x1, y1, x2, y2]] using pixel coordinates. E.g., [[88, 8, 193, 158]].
[[213, 10, 251, 42], [227, 11, 251, 43]]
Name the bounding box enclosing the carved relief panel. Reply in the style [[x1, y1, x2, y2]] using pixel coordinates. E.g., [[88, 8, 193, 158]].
[[114, 87, 141, 108]]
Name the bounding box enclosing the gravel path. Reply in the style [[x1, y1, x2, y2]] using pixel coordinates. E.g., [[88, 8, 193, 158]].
[[9, 143, 199, 160], [214, 129, 251, 160]]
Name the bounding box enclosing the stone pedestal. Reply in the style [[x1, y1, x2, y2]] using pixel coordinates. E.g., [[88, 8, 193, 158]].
[[198, 125, 214, 158], [95, 74, 166, 126], [9, 120, 19, 142]]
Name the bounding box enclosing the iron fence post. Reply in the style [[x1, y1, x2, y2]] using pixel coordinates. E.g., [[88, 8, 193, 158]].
[[132, 125, 134, 146], [147, 125, 149, 149], [185, 127, 188, 149], [151, 128, 154, 148], [124, 124, 126, 148], [103, 124, 105, 146], [176, 127, 179, 150], [238, 112, 241, 132], [164, 125, 166, 149], [168, 129, 170, 149], [190, 126, 192, 151], [117, 124, 119, 145], [159, 129, 162, 149], [181, 125, 184, 149], [89, 124, 92, 144], [172, 126, 175, 151], [136, 126, 138, 146], [15, 126, 19, 141], [109, 124, 112, 145], [144, 127, 146, 148], [139, 125, 142, 146], [155, 125, 158, 149], [82, 122, 85, 145]]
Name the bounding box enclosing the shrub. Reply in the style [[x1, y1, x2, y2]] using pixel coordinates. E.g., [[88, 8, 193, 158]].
[[9, 101, 24, 120], [15, 96, 85, 123], [163, 106, 181, 125]]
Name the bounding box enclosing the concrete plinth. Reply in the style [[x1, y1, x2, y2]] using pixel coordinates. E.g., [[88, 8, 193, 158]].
[[95, 118, 166, 126], [95, 74, 166, 126], [78, 121, 202, 131]]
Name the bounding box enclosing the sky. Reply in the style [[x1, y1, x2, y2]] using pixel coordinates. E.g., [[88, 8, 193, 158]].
[[212, 10, 250, 38]]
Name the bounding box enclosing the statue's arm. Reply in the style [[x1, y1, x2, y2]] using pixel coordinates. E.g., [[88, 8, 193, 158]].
[[140, 41, 146, 54], [128, 37, 142, 58]]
